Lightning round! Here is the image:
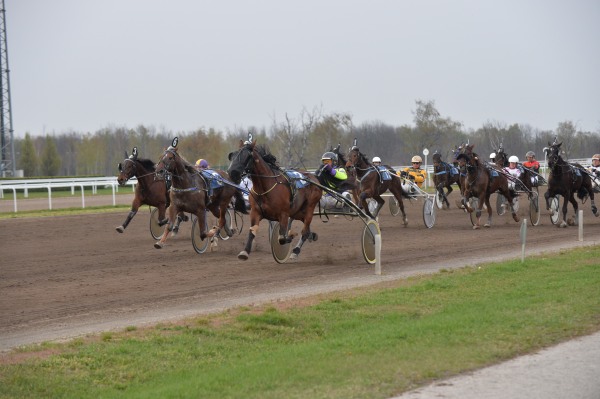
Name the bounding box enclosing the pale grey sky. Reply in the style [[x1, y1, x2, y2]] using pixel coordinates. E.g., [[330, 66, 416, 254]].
[[8, 0, 600, 137]]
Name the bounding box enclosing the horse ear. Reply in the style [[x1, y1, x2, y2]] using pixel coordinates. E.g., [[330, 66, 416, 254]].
[[239, 139, 244, 148], [132, 147, 138, 160], [124, 151, 128, 159], [228, 152, 234, 161], [556, 142, 562, 148]]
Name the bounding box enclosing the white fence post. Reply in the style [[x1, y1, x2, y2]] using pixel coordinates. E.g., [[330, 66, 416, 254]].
[[578, 209, 583, 241], [375, 233, 382, 275]]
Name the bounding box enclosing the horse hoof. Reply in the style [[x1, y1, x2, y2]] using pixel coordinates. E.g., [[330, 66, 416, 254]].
[[403, 217, 408, 227], [309, 232, 318, 242], [115, 226, 124, 233], [289, 253, 298, 261], [567, 218, 575, 226], [154, 242, 163, 249], [484, 223, 491, 227], [559, 221, 568, 228], [472, 225, 480, 230], [512, 214, 520, 223], [238, 250, 249, 260], [207, 228, 217, 238]]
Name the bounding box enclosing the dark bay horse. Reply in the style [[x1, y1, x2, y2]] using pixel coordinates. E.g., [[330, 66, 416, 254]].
[[456, 144, 519, 229], [493, 148, 536, 195], [154, 138, 247, 249], [432, 151, 462, 209], [227, 140, 322, 261], [116, 146, 185, 234], [544, 142, 598, 227], [345, 146, 408, 225]]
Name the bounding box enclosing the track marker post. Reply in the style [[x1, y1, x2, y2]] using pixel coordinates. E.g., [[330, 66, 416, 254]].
[[375, 233, 382, 275], [520, 218, 527, 263], [578, 210, 583, 241]]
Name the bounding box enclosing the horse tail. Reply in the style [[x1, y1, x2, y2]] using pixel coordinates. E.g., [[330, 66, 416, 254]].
[[577, 186, 589, 201], [233, 189, 249, 214]]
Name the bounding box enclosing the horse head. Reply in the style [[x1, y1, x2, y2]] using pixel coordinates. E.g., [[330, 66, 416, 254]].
[[117, 147, 139, 185], [227, 140, 256, 184], [155, 138, 190, 180], [346, 146, 370, 170], [546, 141, 563, 168], [432, 152, 443, 166], [495, 147, 508, 167]]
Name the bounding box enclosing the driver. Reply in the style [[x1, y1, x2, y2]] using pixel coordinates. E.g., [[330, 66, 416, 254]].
[[504, 155, 522, 190], [316, 151, 348, 192]]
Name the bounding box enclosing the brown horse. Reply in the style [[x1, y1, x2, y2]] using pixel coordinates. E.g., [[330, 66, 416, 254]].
[[154, 138, 247, 249], [456, 144, 519, 229], [227, 140, 322, 260], [345, 145, 408, 225], [493, 148, 539, 196], [544, 141, 598, 227], [432, 151, 463, 209], [116, 147, 186, 235]]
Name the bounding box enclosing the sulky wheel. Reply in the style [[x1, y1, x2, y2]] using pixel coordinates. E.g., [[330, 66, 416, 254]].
[[422, 196, 436, 228], [191, 213, 210, 254], [549, 196, 560, 225], [361, 219, 381, 265], [269, 220, 293, 264], [149, 207, 164, 240]]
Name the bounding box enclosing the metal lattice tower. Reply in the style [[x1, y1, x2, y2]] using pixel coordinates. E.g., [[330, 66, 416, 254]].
[[0, 0, 15, 177]]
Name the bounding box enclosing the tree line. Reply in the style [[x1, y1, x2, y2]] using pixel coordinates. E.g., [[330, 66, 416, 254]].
[[12, 100, 600, 178]]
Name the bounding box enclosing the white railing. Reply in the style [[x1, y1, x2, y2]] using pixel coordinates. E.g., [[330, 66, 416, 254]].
[[0, 177, 137, 213]]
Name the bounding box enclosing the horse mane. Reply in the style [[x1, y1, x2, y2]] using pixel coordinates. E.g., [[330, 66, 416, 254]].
[[137, 158, 156, 172], [255, 144, 279, 168]]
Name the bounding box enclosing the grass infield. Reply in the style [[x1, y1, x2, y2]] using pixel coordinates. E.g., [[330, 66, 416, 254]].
[[1, 246, 599, 399]]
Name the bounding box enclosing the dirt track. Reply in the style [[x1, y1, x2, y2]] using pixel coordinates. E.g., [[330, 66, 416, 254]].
[[1, 190, 599, 351]]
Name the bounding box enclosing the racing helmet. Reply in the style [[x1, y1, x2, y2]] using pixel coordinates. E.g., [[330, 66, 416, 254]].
[[195, 159, 208, 168], [372, 156, 381, 163], [411, 155, 422, 163], [489, 152, 496, 159], [592, 154, 600, 161], [321, 151, 337, 161], [525, 151, 535, 158], [508, 155, 519, 163]]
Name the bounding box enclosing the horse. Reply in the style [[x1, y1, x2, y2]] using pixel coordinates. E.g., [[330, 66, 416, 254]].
[[345, 145, 408, 225], [544, 141, 598, 227], [115, 146, 186, 234], [432, 151, 463, 209], [456, 144, 519, 229], [493, 148, 537, 195], [153, 138, 247, 249], [227, 140, 322, 261]]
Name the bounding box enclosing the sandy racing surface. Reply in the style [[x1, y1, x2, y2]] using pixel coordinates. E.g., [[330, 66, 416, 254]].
[[1, 189, 599, 353]]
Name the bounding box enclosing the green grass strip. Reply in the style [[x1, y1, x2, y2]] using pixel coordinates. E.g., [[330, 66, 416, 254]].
[[1, 246, 599, 399]]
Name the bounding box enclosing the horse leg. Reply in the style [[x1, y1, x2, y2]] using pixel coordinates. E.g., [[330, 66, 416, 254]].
[[444, 184, 453, 209], [390, 184, 408, 226], [238, 210, 261, 260], [171, 211, 186, 236], [359, 191, 375, 219], [290, 217, 318, 260], [373, 195, 385, 218], [588, 186, 598, 216], [154, 205, 177, 249], [116, 209, 137, 233], [566, 193, 578, 226], [483, 195, 493, 227]]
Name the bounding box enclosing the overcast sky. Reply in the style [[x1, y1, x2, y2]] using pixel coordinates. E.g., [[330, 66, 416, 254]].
[[7, 0, 600, 138]]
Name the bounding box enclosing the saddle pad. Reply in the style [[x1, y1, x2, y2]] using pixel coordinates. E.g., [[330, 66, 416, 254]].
[[490, 170, 499, 177], [451, 167, 459, 176], [573, 168, 581, 177], [376, 166, 392, 181], [200, 170, 225, 190], [285, 170, 311, 189]]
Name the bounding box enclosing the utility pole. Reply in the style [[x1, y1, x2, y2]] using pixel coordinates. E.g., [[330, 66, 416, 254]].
[[0, 0, 16, 177]]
